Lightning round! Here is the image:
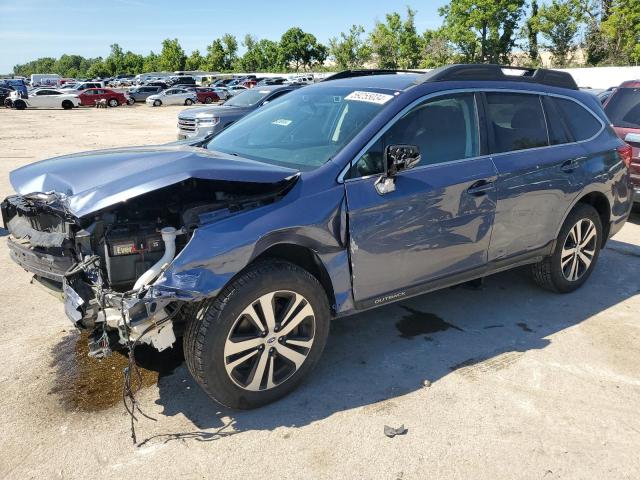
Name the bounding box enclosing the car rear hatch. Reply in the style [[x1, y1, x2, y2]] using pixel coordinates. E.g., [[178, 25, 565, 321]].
[[605, 87, 640, 188]]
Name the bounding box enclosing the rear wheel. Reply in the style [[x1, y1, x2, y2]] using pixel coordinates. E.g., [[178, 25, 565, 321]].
[[14, 100, 26, 110], [204, 96, 213, 104], [185, 98, 193, 106], [62, 100, 73, 110], [531, 203, 602, 293], [108, 98, 119, 107], [184, 260, 330, 409]]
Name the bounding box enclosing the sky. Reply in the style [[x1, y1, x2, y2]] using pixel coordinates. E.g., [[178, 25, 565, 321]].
[[0, 0, 452, 74]]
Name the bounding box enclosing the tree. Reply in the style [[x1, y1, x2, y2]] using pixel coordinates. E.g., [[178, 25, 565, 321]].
[[524, 0, 540, 64], [420, 29, 455, 67], [601, 0, 640, 64], [158, 38, 186, 72], [142, 51, 160, 72], [122, 51, 144, 74], [370, 8, 423, 69], [440, 0, 526, 63], [329, 25, 371, 70], [204, 34, 238, 71], [86, 59, 111, 79], [103, 43, 125, 75], [536, 0, 584, 66], [280, 27, 327, 71], [185, 49, 204, 70]]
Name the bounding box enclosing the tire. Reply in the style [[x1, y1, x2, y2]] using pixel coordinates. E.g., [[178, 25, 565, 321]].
[[4, 99, 13, 108], [184, 260, 330, 409], [531, 203, 602, 293], [204, 96, 213, 104], [153, 99, 161, 107], [127, 98, 135, 105], [185, 98, 193, 106], [108, 98, 119, 107], [62, 100, 73, 110], [14, 100, 26, 110]]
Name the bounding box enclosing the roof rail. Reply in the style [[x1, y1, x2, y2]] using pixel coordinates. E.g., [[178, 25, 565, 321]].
[[417, 64, 578, 90], [322, 69, 423, 82]]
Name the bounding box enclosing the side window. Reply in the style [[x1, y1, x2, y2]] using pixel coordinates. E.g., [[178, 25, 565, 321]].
[[553, 97, 602, 141], [542, 96, 572, 145], [350, 93, 479, 178], [264, 90, 290, 104], [486, 92, 548, 153]]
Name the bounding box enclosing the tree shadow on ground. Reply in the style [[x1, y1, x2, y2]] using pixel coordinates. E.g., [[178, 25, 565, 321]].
[[143, 229, 640, 445]]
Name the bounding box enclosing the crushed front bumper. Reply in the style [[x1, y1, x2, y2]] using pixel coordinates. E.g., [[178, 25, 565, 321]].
[[7, 236, 74, 283]]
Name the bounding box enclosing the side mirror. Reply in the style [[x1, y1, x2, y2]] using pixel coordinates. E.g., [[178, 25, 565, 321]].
[[374, 145, 421, 196], [386, 144, 421, 176]]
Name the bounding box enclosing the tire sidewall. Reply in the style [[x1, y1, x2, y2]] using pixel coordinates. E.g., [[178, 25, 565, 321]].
[[108, 98, 119, 107], [153, 99, 161, 107], [549, 204, 602, 292], [191, 261, 330, 409]]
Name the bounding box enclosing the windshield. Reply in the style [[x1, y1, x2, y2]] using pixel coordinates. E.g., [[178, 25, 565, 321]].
[[206, 86, 392, 170], [223, 89, 270, 107], [605, 87, 640, 128]]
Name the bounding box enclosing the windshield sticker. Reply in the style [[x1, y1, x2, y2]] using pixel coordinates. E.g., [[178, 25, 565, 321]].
[[272, 119, 292, 126], [259, 90, 270, 94], [345, 91, 394, 105]]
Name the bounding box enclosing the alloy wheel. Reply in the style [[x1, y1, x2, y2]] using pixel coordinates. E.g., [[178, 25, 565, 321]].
[[561, 218, 597, 282], [223, 290, 315, 391]]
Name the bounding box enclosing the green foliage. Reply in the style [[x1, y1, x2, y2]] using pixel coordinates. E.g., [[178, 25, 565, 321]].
[[440, 0, 525, 63], [185, 49, 204, 70], [329, 25, 372, 70], [280, 27, 327, 71], [601, 0, 640, 64], [239, 36, 285, 72], [370, 7, 423, 69], [536, 0, 584, 67], [158, 38, 186, 72], [420, 29, 455, 68], [204, 34, 238, 71]]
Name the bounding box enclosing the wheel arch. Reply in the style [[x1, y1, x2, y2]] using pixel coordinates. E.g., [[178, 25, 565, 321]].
[[555, 190, 611, 252], [249, 243, 337, 314]]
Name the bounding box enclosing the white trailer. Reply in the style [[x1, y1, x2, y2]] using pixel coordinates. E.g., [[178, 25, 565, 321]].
[[30, 74, 61, 87]]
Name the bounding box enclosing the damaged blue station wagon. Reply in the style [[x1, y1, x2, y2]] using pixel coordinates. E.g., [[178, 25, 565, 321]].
[[2, 65, 632, 408]]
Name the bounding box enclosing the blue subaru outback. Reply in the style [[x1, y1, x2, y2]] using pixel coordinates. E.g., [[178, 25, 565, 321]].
[[2, 65, 632, 408]]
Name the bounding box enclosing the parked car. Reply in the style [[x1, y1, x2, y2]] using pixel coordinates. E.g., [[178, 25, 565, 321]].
[[177, 85, 300, 140], [8, 89, 80, 109], [0, 86, 14, 105], [226, 85, 248, 96], [146, 88, 197, 107], [2, 65, 632, 410], [257, 77, 287, 86], [0, 78, 28, 96], [195, 87, 222, 104], [604, 81, 640, 201], [78, 88, 129, 107], [128, 85, 163, 103], [145, 81, 169, 90], [70, 82, 104, 91], [167, 76, 196, 87]]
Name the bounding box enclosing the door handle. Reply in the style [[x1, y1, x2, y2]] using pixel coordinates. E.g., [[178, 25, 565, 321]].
[[561, 157, 586, 173], [467, 180, 494, 196]]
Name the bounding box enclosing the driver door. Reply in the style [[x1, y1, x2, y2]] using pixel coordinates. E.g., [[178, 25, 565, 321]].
[[344, 92, 498, 306]]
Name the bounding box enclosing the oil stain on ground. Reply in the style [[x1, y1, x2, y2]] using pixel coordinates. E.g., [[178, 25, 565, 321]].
[[396, 305, 463, 339], [49, 332, 184, 412]]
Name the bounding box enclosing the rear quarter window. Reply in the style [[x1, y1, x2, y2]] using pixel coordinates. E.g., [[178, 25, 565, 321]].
[[553, 97, 602, 141]]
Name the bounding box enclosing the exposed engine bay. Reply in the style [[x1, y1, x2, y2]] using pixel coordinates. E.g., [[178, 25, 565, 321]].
[[1, 177, 297, 358]]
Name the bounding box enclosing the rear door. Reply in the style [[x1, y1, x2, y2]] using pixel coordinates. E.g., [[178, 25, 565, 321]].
[[484, 92, 585, 261], [345, 92, 497, 306]]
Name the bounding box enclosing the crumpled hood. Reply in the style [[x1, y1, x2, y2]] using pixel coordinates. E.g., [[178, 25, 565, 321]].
[[9, 146, 298, 218]]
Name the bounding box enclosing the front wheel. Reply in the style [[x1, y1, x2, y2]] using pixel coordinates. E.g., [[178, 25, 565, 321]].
[[127, 98, 135, 105], [531, 203, 602, 293], [14, 100, 26, 110], [184, 260, 330, 409], [185, 98, 193, 106], [153, 99, 161, 107]]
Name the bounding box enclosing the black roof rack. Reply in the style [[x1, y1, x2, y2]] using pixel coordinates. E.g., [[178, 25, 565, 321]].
[[417, 64, 578, 90], [322, 69, 423, 82]]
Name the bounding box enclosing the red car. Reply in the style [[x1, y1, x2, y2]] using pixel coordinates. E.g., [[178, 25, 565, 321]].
[[78, 88, 129, 107], [604, 80, 640, 201], [195, 87, 221, 104]]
